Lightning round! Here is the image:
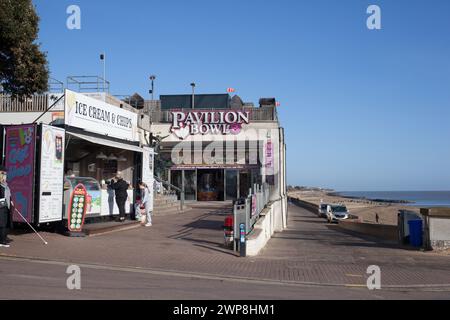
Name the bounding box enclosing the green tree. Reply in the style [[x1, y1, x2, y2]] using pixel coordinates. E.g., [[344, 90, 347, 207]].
[[0, 0, 49, 96]]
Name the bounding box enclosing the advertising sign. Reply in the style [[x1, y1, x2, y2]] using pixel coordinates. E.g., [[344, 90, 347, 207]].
[[142, 147, 154, 211], [68, 183, 88, 232], [64, 89, 138, 141], [5, 124, 36, 223], [251, 194, 257, 217], [264, 139, 274, 175], [170, 110, 250, 139], [264, 138, 275, 185], [39, 125, 65, 223]]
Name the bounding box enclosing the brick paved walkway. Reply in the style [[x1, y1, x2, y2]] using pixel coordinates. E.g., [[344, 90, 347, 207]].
[[1, 202, 450, 289]]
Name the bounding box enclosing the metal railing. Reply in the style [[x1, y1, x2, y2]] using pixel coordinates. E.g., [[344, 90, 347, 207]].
[[67, 75, 110, 93], [149, 107, 277, 123], [233, 183, 271, 255], [154, 175, 185, 211], [0, 94, 49, 112]]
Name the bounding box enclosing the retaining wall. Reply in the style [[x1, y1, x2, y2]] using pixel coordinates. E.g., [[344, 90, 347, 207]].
[[246, 200, 277, 256]]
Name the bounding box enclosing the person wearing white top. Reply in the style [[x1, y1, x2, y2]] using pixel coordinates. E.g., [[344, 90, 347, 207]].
[[139, 182, 153, 227]]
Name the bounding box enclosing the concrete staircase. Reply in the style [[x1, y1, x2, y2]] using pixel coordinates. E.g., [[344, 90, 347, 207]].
[[153, 193, 189, 215]]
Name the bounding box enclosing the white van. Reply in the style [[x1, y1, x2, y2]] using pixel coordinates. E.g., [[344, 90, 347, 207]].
[[326, 204, 349, 223]]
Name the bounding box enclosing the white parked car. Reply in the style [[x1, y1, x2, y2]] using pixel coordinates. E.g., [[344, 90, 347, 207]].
[[318, 203, 329, 218], [326, 204, 349, 223]]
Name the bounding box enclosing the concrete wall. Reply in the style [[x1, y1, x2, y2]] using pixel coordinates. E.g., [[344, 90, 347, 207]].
[[428, 217, 450, 250], [0, 112, 55, 125], [289, 196, 398, 242], [289, 197, 319, 213], [421, 208, 450, 250], [337, 219, 398, 242], [246, 200, 276, 256]]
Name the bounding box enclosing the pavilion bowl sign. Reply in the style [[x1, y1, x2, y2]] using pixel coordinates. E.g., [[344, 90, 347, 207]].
[[170, 110, 250, 140]]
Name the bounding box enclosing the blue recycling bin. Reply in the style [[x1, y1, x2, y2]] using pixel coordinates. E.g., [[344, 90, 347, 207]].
[[408, 220, 423, 247]]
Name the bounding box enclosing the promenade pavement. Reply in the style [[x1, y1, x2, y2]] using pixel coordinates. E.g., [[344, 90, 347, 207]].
[[1, 202, 450, 298]]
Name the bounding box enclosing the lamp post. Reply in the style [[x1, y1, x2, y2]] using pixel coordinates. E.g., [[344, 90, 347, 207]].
[[100, 53, 106, 92], [149, 75, 156, 100], [190, 82, 196, 109]]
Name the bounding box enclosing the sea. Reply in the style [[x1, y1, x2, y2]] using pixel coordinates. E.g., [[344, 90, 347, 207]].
[[336, 191, 450, 208]]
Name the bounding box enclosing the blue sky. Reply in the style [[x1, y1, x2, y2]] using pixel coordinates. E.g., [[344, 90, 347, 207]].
[[33, 0, 450, 191]]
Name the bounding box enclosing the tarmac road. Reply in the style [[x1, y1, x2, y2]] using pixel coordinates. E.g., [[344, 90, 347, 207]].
[[1, 256, 450, 300]]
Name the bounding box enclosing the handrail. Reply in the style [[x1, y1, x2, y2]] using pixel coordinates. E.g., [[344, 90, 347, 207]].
[[154, 176, 184, 211], [154, 175, 181, 192]]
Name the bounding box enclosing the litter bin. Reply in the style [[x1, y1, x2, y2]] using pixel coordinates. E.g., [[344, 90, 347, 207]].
[[408, 219, 423, 247]]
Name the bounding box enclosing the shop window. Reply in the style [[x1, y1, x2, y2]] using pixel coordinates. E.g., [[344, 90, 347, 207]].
[[103, 160, 118, 179]]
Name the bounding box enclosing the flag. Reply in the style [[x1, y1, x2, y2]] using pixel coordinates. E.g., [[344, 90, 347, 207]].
[[227, 88, 235, 93]]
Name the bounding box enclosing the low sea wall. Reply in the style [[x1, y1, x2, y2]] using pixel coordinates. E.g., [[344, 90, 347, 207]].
[[289, 197, 318, 213], [337, 219, 398, 242], [288, 195, 399, 242]]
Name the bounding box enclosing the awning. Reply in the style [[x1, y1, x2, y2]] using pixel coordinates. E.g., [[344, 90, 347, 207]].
[[67, 131, 144, 153]]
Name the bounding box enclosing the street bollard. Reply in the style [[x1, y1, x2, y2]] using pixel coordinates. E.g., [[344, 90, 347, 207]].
[[239, 223, 246, 257]]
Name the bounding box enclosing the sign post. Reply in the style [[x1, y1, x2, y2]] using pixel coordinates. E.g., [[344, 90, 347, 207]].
[[239, 223, 246, 257]]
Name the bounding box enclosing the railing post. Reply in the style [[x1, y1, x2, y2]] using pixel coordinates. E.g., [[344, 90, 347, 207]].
[[180, 170, 185, 211]]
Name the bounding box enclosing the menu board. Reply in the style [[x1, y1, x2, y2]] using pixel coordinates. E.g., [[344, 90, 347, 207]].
[[5, 124, 36, 223], [39, 125, 65, 223]]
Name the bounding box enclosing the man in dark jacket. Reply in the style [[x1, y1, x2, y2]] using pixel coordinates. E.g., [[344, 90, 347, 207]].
[[110, 172, 129, 222], [0, 165, 12, 248]]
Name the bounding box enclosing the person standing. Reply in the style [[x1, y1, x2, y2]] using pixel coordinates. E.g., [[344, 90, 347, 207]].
[[0, 165, 13, 248], [110, 172, 129, 222], [139, 182, 153, 227]]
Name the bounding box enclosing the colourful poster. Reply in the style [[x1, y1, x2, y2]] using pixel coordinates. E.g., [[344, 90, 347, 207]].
[[5, 124, 36, 223]]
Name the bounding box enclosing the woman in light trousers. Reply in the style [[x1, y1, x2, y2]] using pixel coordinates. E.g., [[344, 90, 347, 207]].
[[139, 182, 152, 227]]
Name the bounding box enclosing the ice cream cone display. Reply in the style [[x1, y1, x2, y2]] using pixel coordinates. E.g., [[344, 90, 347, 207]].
[[68, 184, 88, 232]]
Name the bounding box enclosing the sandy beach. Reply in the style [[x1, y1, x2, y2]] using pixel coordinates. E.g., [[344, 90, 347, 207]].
[[288, 190, 421, 226]]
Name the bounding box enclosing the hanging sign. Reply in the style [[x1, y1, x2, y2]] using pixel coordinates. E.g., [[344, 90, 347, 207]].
[[68, 183, 88, 232]]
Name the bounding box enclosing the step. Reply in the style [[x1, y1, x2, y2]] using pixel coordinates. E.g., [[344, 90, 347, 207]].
[[154, 202, 180, 210], [83, 220, 141, 236], [153, 206, 192, 216], [154, 199, 179, 206]]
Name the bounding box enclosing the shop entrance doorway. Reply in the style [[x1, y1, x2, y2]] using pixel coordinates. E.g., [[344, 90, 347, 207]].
[[197, 169, 224, 201]]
